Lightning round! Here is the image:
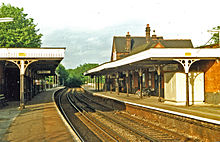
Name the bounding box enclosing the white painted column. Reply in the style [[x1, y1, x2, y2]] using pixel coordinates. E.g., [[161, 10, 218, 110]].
[[174, 59, 199, 106], [20, 60, 25, 109]]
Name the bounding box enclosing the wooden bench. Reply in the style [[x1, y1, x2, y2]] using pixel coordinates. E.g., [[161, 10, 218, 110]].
[[0, 94, 8, 107]]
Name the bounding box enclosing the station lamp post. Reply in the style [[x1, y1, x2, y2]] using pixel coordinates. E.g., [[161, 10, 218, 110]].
[[208, 29, 220, 47]]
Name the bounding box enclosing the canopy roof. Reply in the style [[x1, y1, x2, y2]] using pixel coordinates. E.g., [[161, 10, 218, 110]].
[[0, 47, 65, 76], [85, 48, 219, 75]]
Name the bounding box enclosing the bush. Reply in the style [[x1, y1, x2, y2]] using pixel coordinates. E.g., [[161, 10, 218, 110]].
[[65, 76, 82, 88]]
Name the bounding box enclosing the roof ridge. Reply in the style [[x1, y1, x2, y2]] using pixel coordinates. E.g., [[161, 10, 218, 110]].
[[163, 39, 191, 41], [114, 36, 146, 38]]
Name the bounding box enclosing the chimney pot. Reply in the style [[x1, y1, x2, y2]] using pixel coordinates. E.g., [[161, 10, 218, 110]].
[[126, 32, 131, 52], [146, 24, 151, 43], [152, 30, 157, 40]]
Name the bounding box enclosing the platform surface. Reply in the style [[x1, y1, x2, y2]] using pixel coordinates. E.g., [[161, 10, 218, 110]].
[[0, 87, 74, 142], [83, 85, 220, 123]]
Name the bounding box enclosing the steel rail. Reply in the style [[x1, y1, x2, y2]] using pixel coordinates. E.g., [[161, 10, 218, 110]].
[[74, 92, 160, 142], [78, 91, 188, 140], [56, 89, 85, 142], [66, 91, 119, 142]]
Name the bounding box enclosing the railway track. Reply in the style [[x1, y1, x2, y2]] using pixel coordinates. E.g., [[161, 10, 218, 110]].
[[55, 88, 125, 142], [71, 88, 194, 141], [55, 88, 195, 141]]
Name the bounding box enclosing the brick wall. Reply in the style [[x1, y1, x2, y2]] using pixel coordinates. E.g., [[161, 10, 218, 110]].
[[204, 61, 220, 92]]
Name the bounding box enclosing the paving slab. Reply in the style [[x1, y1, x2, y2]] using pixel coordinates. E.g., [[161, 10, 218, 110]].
[[83, 85, 220, 123], [0, 87, 75, 142]]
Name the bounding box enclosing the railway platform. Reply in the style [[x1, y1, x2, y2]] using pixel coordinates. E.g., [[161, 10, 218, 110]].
[[0, 87, 74, 142], [82, 85, 220, 123]]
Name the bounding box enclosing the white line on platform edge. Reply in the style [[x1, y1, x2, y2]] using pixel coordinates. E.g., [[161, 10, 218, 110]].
[[52, 87, 81, 142]]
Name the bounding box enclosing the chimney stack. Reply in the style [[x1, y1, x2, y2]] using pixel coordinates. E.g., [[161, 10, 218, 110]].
[[152, 30, 157, 40], [126, 32, 131, 52], [146, 24, 151, 43]]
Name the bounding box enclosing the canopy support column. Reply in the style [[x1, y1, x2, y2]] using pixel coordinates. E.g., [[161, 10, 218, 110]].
[[98, 75, 100, 91], [156, 65, 162, 102], [8, 59, 37, 110], [138, 69, 143, 99], [110, 75, 113, 93], [104, 75, 108, 92], [20, 60, 25, 109], [116, 72, 119, 95], [126, 71, 129, 97], [174, 59, 199, 106]]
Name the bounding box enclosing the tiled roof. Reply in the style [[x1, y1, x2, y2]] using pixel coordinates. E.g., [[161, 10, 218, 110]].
[[114, 36, 146, 53], [130, 39, 193, 55], [113, 36, 193, 55]]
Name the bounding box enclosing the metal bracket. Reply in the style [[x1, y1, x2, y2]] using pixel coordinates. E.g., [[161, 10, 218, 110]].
[[174, 59, 199, 73], [8, 59, 37, 75]]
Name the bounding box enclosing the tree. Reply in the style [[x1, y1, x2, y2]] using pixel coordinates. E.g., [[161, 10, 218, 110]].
[[65, 75, 82, 88], [210, 26, 220, 45], [67, 63, 99, 83], [0, 3, 43, 47], [56, 64, 69, 85]]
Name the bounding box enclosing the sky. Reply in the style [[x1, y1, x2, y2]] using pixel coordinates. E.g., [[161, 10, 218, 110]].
[[1, 0, 219, 69]]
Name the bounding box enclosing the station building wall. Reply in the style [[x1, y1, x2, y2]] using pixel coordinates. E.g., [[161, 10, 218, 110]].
[[204, 61, 220, 104], [186, 60, 220, 104], [164, 72, 204, 105]]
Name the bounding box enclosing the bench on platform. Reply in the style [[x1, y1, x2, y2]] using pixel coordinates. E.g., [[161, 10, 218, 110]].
[[0, 94, 8, 107]]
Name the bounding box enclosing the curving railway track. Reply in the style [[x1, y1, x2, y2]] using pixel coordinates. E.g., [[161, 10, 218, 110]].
[[54, 88, 194, 142]]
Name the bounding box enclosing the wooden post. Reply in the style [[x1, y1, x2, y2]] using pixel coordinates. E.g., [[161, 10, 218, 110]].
[[110, 75, 112, 93], [186, 73, 189, 106], [138, 69, 143, 99], [93, 76, 95, 88], [20, 60, 25, 109], [157, 66, 161, 102], [105, 75, 107, 92], [94, 76, 96, 89], [126, 71, 129, 97], [116, 72, 119, 95]]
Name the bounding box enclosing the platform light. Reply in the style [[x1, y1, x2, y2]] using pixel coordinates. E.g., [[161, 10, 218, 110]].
[[0, 17, 14, 23]]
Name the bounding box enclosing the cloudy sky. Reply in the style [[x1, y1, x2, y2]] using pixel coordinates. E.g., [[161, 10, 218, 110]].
[[1, 0, 219, 69]]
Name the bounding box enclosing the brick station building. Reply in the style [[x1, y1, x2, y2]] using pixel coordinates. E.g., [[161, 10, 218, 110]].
[[85, 24, 220, 106]]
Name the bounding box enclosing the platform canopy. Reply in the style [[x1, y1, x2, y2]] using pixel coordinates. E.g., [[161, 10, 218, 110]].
[[85, 48, 220, 75], [0, 47, 65, 109], [0, 47, 65, 75]]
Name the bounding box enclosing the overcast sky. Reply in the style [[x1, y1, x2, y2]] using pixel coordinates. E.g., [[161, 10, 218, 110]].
[[1, 0, 219, 69]]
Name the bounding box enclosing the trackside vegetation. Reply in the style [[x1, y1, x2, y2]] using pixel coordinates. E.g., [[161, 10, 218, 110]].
[[56, 63, 98, 87]]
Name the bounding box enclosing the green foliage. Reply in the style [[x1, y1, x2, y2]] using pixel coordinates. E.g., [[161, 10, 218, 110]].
[[56, 63, 98, 88], [56, 64, 68, 85], [65, 75, 82, 88], [211, 26, 220, 45], [67, 63, 99, 84], [0, 3, 43, 47]]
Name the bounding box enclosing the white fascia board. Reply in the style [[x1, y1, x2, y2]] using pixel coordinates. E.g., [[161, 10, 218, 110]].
[[87, 48, 220, 74], [0, 48, 65, 59]]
